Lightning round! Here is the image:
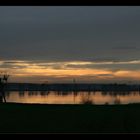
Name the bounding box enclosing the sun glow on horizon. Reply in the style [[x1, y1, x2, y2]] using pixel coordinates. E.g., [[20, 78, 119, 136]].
[[0, 60, 140, 83]]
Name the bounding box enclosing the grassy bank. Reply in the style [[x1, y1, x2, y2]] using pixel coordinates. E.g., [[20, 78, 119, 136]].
[[0, 103, 140, 133]]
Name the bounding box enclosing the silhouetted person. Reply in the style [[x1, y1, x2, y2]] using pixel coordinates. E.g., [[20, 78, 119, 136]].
[[0, 78, 6, 103], [0, 78, 3, 103]]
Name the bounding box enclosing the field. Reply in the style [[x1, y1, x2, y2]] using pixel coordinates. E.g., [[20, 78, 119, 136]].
[[0, 103, 140, 133]]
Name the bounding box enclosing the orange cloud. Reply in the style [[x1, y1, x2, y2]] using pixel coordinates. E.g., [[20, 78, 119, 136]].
[[1, 60, 140, 83], [114, 70, 140, 79]]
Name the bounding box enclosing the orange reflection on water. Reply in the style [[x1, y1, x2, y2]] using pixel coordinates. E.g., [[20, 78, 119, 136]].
[[5, 91, 140, 105]]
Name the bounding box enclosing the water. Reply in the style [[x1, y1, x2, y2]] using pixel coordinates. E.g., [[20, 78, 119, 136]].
[[5, 91, 140, 105]]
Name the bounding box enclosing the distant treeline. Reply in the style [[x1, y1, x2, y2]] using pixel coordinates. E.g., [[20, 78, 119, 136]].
[[5, 83, 140, 91]]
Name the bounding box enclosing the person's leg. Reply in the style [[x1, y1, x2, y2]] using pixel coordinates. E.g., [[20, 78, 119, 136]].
[[2, 92, 6, 103]]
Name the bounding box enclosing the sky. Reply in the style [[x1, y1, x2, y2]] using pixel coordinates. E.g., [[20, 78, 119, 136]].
[[0, 6, 140, 83]]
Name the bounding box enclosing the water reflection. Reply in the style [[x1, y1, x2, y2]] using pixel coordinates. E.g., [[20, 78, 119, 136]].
[[5, 91, 140, 105], [40, 91, 50, 96], [19, 91, 25, 97], [114, 97, 121, 104], [80, 93, 94, 104], [5, 91, 10, 99]]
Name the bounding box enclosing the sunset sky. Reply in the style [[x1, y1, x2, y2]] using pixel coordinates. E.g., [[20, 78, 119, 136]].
[[0, 6, 140, 83]]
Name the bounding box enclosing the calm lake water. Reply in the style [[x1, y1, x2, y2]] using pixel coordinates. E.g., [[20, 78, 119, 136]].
[[5, 91, 140, 105]]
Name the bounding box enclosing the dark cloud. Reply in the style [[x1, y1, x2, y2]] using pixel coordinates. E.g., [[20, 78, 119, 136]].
[[0, 7, 140, 62]]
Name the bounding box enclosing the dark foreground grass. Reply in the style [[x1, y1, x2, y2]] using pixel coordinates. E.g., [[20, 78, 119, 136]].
[[0, 103, 140, 133]]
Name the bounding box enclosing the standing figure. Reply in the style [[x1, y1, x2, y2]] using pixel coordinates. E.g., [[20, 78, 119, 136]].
[[0, 74, 9, 103], [0, 78, 3, 103], [0, 78, 6, 103]]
